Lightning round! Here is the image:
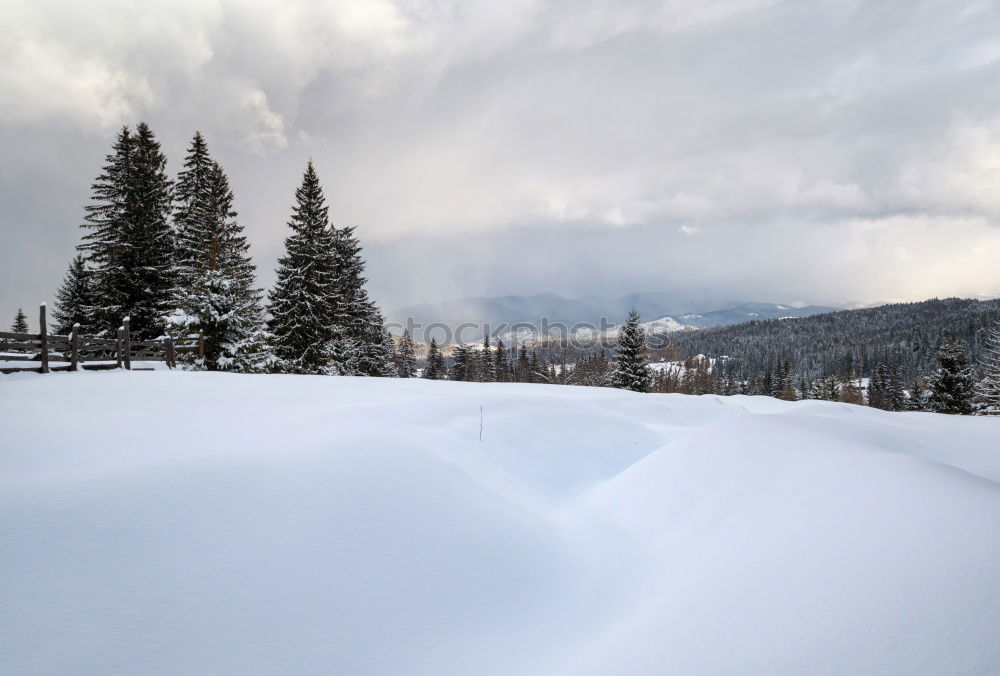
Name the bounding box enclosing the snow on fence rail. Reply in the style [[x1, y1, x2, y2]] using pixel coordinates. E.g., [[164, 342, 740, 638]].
[[0, 304, 205, 374]]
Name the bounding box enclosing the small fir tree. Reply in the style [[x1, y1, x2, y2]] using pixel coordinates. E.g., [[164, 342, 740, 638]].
[[11, 308, 28, 333], [424, 338, 446, 380], [53, 255, 94, 334], [611, 309, 651, 393], [9, 308, 29, 353], [927, 337, 976, 415], [397, 330, 417, 378]]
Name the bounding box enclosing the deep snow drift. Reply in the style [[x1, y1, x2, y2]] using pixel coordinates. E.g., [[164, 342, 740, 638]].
[[2, 371, 999, 674]]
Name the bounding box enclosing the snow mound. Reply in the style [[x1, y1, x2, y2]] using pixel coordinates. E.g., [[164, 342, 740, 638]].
[[2, 372, 999, 674]]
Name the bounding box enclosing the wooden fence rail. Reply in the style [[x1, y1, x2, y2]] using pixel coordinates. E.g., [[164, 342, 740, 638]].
[[0, 304, 205, 375]]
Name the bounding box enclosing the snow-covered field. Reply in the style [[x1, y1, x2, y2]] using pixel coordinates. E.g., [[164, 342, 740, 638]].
[[2, 371, 999, 674]]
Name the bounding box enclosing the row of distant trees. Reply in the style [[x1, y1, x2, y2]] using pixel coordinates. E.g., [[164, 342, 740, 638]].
[[379, 308, 1000, 415], [45, 123, 393, 375]]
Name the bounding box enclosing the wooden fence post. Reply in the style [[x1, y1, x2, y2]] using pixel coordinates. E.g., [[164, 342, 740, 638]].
[[70, 323, 80, 371], [116, 327, 123, 368], [38, 303, 49, 374], [198, 329, 205, 361], [123, 317, 131, 371], [165, 332, 175, 369]]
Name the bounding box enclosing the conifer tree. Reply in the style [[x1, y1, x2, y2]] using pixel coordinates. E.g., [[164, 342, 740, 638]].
[[839, 364, 864, 404], [167, 134, 269, 371], [11, 308, 28, 333], [451, 344, 471, 381], [80, 123, 174, 338], [397, 330, 417, 378], [9, 308, 29, 353], [889, 364, 905, 411], [267, 161, 340, 374], [517, 343, 530, 383], [529, 350, 541, 383], [868, 363, 889, 409], [424, 338, 446, 380], [352, 304, 397, 377], [172, 132, 214, 276], [480, 332, 496, 382], [904, 377, 928, 411], [810, 375, 840, 401], [494, 338, 510, 382], [927, 337, 976, 415], [53, 255, 94, 334], [611, 309, 651, 393], [974, 317, 1000, 415], [329, 225, 393, 376]]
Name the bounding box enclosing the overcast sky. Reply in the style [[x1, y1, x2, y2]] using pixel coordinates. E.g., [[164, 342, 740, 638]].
[[2, 0, 1000, 323]]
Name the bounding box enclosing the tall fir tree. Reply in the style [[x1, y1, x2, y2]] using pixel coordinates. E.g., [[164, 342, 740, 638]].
[[167, 134, 269, 371], [424, 338, 446, 380], [974, 316, 1000, 415], [397, 330, 417, 378], [53, 255, 94, 334], [267, 161, 340, 374], [927, 337, 976, 415], [329, 224, 393, 376], [611, 309, 651, 392], [80, 123, 175, 338], [171, 132, 214, 275]]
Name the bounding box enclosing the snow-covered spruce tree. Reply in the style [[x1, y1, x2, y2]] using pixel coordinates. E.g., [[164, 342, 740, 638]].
[[268, 161, 340, 374], [451, 344, 471, 381], [397, 330, 417, 378], [171, 132, 213, 276], [53, 255, 94, 334], [889, 364, 905, 411], [167, 135, 269, 371], [170, 236, 273, 373], [80, 123, 174, 338], [974, 317, 1000, 415], [330, 225, 393, 376], [611, 309, 652, 393], [424, 338, 446, 379], [904, 376, 929, 411], [927, 337, 976, 415], [810, 375, 841, 401], [868, 363, 889, 410]]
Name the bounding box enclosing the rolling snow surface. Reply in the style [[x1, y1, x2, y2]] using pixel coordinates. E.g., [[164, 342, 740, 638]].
[[2, 371, 1000, 674]]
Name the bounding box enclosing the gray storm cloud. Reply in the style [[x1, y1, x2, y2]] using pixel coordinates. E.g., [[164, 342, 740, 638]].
[[1, 0, 999, 321]]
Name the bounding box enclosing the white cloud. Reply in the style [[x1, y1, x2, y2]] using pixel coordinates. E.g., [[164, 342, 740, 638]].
[[2, 0, 1000, 314]]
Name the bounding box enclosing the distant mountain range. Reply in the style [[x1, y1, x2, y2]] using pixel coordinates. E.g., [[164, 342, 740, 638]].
[[390, 293, 839, 343]]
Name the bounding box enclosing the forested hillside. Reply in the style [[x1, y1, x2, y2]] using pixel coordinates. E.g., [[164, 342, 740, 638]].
[[665, 297, 1000, 381]]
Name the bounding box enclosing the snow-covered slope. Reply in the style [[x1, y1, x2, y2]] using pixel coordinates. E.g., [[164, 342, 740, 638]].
[[2, 372, 999, 674]]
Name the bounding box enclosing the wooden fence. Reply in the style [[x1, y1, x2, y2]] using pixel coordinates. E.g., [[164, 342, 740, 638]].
[[1, 304, 205, 375]]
